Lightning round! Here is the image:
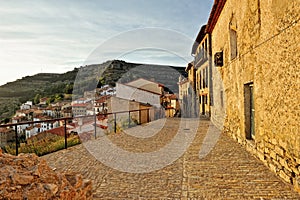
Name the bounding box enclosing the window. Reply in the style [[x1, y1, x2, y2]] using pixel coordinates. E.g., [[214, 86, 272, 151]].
[[205, 67, 208, 88], [202, 69, 205, 89], [230, 28, 238, 59], [220, 90, 224, 108], [244, 83, 255, 140], [204, 95, 207, 104], [199, 73, 202, 89]]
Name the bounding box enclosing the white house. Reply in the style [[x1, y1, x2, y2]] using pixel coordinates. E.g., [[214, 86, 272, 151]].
[[20, 101, 33, 110], [40, 121, 59, 132]]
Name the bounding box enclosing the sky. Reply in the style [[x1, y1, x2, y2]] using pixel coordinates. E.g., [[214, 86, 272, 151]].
[[0, 0, 213, 86]]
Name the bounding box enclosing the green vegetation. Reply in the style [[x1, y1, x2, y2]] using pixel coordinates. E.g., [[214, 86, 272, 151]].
[[0, 69, 78, 120], [2, 132, 81, 156], [108, 116, 139, 134], [0, 60, 187, 121]]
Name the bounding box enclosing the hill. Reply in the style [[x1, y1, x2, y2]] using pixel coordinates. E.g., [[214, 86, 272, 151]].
[[73, 60, 187, 97], [0, 60, 186, 120]]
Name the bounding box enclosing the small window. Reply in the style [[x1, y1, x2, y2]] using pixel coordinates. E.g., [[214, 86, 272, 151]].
[[244, 82, 255, 140], [220, 90, 224, 107], [202, 69, 205, 88], [205, 67, 208, 88], [230, 28, 238, 59]]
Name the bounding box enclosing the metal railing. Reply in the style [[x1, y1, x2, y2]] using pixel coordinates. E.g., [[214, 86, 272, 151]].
[[194, 48, 208, 67], [0, 117, 73, 155], [0, 107, 165, 155]]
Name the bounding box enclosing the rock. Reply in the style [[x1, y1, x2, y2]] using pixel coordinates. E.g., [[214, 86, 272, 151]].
[[12, 173, 34, 185], [0, 152, 93, 200], [44, 183, 59, 195]]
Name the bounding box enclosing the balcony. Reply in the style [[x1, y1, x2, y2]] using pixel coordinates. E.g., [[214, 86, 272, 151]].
[[194, 48, 208, 68]]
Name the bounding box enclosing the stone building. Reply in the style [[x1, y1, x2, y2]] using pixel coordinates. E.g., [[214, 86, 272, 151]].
[[202, 0, 300, 192], [178, 75, 189, 117], [191, 25, 213, 117], [115, 78, 163, 107], [178, 63, 198, 118]]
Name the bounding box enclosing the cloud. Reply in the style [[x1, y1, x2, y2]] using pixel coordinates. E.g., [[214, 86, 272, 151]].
[[0, 0, 213, 85]]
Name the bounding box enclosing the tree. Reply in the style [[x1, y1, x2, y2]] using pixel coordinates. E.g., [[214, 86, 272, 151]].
[[97, 77, 106, 88], [64, 83, 73, 94], [54, 94, 64, 102], [34, 94, 41, 105]]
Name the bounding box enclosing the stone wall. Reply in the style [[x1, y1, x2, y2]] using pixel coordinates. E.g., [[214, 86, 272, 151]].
[[210, 0, 300, 192], [0, 149, 92, 199]]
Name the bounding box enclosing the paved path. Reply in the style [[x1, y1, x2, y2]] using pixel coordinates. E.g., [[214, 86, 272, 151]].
[[43, 118, 300, 199]]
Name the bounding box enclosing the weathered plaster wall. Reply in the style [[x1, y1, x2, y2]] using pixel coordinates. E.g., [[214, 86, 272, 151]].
[[211, 0, 300, 192]]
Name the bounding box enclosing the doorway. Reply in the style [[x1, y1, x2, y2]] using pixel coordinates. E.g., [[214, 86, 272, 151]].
[[244, 82, 255, 139]]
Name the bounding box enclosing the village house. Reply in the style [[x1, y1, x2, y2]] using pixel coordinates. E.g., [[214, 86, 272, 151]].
[[108, 96, 153, 125], [72, 103, 87, 117], [178, 63, 198, 118], [33, 115, 59, 133], [20, 101, 33, 110], [161, 94, 179, 117], [115, 78, 164, 107], [191, 25, 213, 117], [107, 78, 168, 126], [38, 97, 49, 107], [94, 95, 110, 114], [178, 75, 188, 117], [11, 115, 30, 135], [61, 104, 73, 118], [195, 0, 300, 191], [25, 124, 41, 139]]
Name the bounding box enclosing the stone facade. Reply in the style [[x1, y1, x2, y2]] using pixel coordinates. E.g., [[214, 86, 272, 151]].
[[205, 0, 300, 192]]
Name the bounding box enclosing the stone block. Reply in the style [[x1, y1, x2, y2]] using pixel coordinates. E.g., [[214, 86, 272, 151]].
[[278, 157, 290, 170], [12, 173, 34, 185], [257, 151, 265, 161], [275, 146, 285, 157], [269, 163, 277, 174], [264, 147, 270, 154], [279, 139, 288, 149], [266, 142, 275, 151], [291, 167, 300, 175], [294, 176, 300, 193], [271, 138, 278, 145], [279, 170, 291, 183], [270, 150, 277, 160]]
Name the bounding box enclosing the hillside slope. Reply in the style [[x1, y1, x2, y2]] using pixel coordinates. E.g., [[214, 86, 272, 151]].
[[0, 60, 186, 120]]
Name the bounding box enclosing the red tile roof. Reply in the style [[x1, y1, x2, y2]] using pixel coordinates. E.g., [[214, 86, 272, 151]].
[[46, 126, 66, 137]]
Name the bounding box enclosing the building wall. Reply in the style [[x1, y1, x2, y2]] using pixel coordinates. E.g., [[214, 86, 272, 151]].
[[107, 97, 153, 129], [72, 106, 87, 116], [211, 0, 300, 191], [116, 83, 161, 107], [194, 33, 212, 117]]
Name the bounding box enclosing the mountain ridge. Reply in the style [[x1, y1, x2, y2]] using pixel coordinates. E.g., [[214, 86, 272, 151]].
[[0, 60, 187, 120]]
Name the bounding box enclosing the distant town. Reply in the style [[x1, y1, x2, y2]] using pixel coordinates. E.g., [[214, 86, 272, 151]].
[[0, 75, 182, 147]]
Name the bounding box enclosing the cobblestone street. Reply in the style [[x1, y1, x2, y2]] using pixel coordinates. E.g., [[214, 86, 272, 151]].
[[43, 118, 300, 199]]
